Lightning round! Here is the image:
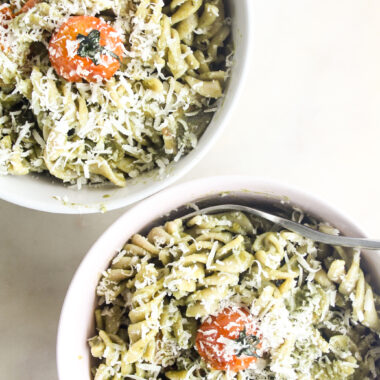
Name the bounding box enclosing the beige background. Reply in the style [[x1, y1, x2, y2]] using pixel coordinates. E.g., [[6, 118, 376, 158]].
[[1, 1, 380, 379]]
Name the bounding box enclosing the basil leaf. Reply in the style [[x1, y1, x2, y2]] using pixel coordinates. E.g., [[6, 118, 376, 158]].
[[235, 327, 261, 358], [77, 29, 121, 66]]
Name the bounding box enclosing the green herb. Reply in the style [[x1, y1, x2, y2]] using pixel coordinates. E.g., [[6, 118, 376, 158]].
[[235, 327, 260, 357], [76, 30, 121, 65]]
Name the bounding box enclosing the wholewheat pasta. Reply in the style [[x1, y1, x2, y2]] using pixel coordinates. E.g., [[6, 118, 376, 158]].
[[89, 211, 380, 379]]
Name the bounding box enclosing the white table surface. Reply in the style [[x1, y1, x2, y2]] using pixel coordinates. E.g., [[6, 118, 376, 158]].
[[1, 1, 380, 379]]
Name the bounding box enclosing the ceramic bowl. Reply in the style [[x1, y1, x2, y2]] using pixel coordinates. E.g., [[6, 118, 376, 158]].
[[56, 175, 380, 379], [0, 0, 253, 213]]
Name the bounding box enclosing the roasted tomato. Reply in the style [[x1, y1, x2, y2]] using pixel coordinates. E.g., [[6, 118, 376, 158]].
[[0, 4, 13, 50], [196, 307, 262, 372], [14, 0, 40, 15], [0, 4, 13, 21], [48, 16, 123, 82]]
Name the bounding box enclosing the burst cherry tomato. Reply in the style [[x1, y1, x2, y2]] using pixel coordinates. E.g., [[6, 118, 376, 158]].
[[14, 0, 40, 15], [0, 4, 13, 21], [48, 16, 123, 82], [1, 0, 41, 20], [0, 5, 13, 51], [0, 4, 14, 27], [196, 307, 262, 372]]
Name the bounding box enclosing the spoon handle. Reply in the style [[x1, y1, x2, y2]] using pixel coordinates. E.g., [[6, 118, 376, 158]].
[[181, 204, 380, 250]]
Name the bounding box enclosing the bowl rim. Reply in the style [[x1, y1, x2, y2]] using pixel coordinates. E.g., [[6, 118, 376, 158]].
[[0, 0, 254, 215], [56, 174, 372, 380]]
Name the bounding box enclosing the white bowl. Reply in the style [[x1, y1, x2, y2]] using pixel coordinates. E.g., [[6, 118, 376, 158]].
[[57, 175, 380, 380], [0, 0, 253, 214]]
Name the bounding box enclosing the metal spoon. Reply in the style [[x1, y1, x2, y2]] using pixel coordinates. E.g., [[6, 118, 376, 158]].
[[181, 204, 380, 250]]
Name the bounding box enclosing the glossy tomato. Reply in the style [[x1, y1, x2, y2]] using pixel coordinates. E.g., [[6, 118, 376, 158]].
[[49, 16, 123, 82], [196, 307, 262, 372]]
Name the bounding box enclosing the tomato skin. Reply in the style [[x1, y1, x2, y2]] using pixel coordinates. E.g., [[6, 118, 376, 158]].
[[0, 5, 13, 20], [0, 5, 13, 51], [1, 0, 40, 19], [15, 0, 40, 15], [196, 307, 262, 372], [48, 16, 123, 82]]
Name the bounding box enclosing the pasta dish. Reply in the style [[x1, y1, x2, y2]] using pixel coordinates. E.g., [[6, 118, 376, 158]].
[[89, 210, 380, 379], [0, 0, 232, 187]]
